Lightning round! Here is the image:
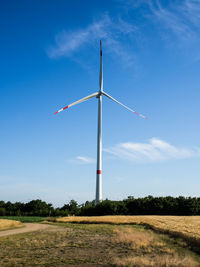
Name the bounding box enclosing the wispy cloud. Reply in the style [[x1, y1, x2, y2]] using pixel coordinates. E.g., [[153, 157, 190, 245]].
[[180, 0, 200, 26], [47, 14, 137, 65], [120, 0, 200, 42], [69, 156, 95, 164], [47, 1, 200, 65], [104, 138, 200, 163], [149, 3, 192, 40], [147, 0, 200, 41]]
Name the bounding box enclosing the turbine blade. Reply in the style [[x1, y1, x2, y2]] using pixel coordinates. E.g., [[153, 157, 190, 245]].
[[54, 92, 99, 114], [99, 40, 103, 92], [102, 91, 149, 119]]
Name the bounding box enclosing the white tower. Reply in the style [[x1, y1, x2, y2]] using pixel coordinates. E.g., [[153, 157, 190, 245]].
[[54, 40, 148, 205], [96, 40, 103, 204]]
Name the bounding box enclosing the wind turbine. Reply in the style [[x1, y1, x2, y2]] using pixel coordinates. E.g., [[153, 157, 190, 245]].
[[54, 40, 148, 205]]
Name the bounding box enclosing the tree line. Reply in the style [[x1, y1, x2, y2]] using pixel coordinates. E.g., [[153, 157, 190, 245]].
[[0, 196, 200, 217]]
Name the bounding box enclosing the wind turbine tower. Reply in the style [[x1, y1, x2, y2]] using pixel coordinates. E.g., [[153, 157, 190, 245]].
[[54, 41, 148, 205]]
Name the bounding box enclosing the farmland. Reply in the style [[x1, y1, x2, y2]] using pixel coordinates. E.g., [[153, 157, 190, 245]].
[[0, 216, 47, 223], [0, 219, 23, 231], [0, 216, 199, 266], [55, 215, 200, 248]]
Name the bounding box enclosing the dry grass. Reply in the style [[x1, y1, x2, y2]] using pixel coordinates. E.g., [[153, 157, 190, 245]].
[[113, 227, 154, 250], [112, 227, 199, 266], [0, 219, 23, 231], [0, 222, 199, 266], [56, 215, 200, 247], [113, 254, 198, 267]]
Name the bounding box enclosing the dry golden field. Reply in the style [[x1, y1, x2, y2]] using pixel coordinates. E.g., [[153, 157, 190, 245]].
[[0, 222, 199, 266], [0, 219, 23, 231], [56, 215, 200, 247], [112, 226, 199, 267]]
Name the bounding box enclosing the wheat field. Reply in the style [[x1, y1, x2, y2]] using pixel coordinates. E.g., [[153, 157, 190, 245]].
[[56, 215, 200, 246], [0, 219, 23, 231]]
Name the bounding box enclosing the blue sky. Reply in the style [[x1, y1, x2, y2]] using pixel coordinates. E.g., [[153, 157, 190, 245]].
[[0, 0, 200, 206]]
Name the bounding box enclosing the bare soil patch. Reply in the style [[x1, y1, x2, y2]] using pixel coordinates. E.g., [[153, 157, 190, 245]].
[[0, 223, 60, 237]]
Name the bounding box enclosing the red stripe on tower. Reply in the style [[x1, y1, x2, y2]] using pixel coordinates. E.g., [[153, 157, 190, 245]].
[[97, 170, 102, 174], [63, 105, 69, 110]]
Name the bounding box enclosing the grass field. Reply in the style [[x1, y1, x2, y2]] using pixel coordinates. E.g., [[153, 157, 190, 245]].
[[0, 216, 199, 266], [0, 216, 47, 223], [55, 215, 200, 249], [0, 219, 23, 231], [0, 222, 200, 266]]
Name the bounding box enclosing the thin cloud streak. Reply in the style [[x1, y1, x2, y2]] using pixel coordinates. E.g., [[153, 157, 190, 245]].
[[150, 3, 193, 40], [120, 0, 200, 42], [181, 0, 200, 26], [47, 14, 137, 65], [47, 1, 200, 67], [148, 0, 200, 41], [69, 156, 95, 164], [104, 138, 200, 163]]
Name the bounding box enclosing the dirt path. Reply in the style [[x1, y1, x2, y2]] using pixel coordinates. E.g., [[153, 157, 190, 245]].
[[0, 223, 59, 237]]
